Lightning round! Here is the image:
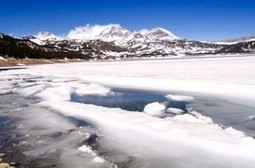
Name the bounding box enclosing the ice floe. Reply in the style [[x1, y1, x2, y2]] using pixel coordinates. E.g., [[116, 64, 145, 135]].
[[166, 94, 194, 102], [74, 83, 112, 96], [143, 102, 166, 117], [166, 107, 185, 115]]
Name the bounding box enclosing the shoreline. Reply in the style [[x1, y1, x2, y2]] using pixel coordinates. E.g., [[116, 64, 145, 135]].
[[0, 57, 86, 67], [1, 53, 255, 67]]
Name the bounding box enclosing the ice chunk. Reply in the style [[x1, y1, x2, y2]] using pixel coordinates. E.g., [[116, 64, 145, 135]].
[[225, 127, 246, 137], [247, 115, 255, 120], [172, 111, 213, 124], [78, 145, 97, 157], [190, 111, 213, 124], [78, 145, 106, 163], [17, 84, 45, 96], [166, 107, 185, 115], [36, 86, 73, 101], [172, 113, 200, 123], [74, 83, 111, 96], [143, 102, 166, 117], [165, 94, 194, 102], [0, 88, 13, 95], [0, 82, 16, 95], [93, 156, 106, 163]]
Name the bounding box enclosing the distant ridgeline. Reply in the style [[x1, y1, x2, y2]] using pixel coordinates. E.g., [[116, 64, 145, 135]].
[[0, 30, 255, 60], [0, 33, 87, 59]]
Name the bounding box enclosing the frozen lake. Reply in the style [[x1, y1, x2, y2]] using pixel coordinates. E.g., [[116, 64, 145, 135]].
[[71, 88, 255, 137], [1, 55, 255, 167]]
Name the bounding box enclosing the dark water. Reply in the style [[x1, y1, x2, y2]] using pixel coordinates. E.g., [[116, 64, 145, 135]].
[[71, 89, 189, 113]]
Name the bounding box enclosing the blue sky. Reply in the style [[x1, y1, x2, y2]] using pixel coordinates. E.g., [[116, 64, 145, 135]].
[[1, 0, 255, 41]]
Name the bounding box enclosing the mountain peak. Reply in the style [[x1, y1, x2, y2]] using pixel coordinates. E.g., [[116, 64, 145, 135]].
[[27, 31, 61, 45], [140, 28, 180, 41], [36, 31, 56, 39], [105, 24, 123, 29], [98, 24, 133, 41]]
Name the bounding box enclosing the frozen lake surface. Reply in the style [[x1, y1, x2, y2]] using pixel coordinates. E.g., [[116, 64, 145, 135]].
[[72, 88, 255, 137], [1, 55, 255, 167]]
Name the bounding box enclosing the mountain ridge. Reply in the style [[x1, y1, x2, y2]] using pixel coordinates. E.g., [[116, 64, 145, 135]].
[[217, 35, 255, 44], [1, 24, 255, 60]]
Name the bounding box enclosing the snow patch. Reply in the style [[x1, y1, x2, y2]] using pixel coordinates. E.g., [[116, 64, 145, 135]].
[[0, 56, 7, 61], [30, 38, 46, 45]]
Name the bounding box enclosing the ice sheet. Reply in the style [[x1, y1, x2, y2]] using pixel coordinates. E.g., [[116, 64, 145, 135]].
[[27, 80, 255, 167], [1, 56, 255, 167]]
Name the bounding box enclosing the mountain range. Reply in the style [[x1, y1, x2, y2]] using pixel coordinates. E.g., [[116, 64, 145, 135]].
[[1, 24, 255, 60]]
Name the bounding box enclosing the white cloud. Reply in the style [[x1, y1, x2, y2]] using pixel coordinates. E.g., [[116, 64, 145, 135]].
[[67, 24, 111, 40]]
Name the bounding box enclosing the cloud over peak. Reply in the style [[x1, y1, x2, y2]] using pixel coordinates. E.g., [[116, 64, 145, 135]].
[[67, 24, 117, 40]]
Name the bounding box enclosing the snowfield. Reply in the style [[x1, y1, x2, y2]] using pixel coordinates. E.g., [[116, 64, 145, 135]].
[[1, 55, 255, 167]]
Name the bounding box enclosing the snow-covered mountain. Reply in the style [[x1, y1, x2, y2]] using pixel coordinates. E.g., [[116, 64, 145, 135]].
[[97, 24, 134, 42], [35, 31, 57, 40], [27, 31, 63, 45], [1, 24, 255, 60], [140, 27, 180, 41], [95, 25, 180, 44], [65, 24, 179, 45], [24, 24, 220, 58]]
